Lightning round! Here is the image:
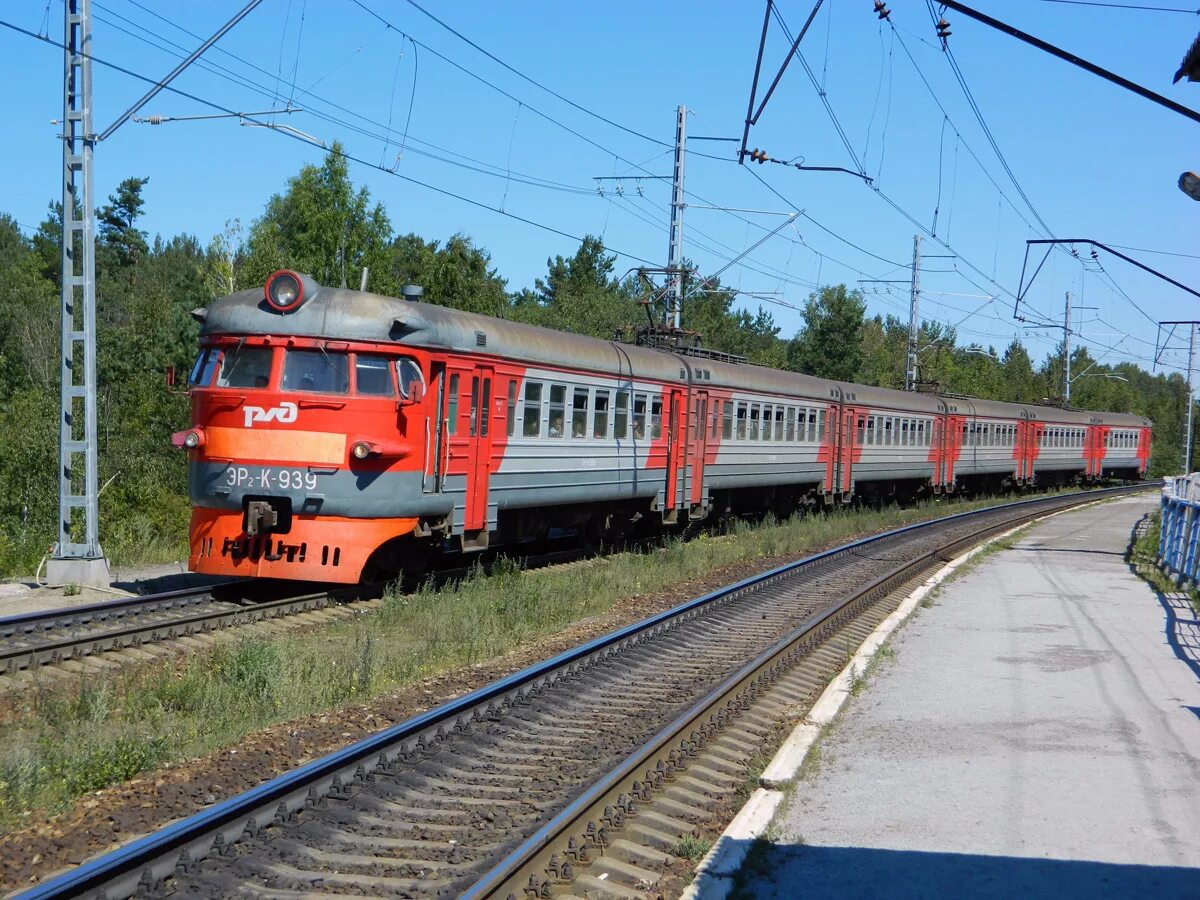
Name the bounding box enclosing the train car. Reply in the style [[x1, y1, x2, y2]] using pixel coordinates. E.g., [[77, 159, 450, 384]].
[[175, 272, 1153, 583], [1096, 412, 1153, 479]]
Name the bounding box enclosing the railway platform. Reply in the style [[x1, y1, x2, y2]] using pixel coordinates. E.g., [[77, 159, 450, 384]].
[[715, 493, 1200, 899]]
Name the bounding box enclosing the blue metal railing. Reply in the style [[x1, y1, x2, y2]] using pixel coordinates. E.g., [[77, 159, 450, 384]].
[[1160, 475, 1200, 585]]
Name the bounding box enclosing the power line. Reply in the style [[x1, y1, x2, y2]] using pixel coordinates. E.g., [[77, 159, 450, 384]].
[[1036, 0, 1200, 13], [0, 16, 659, 267], [95, 1, 597, 196], [922, 1, 1057, 239], [353, 0, 730, 163]]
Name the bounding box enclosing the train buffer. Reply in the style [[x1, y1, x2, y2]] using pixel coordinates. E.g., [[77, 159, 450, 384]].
[[695, 491, 1200, 900]]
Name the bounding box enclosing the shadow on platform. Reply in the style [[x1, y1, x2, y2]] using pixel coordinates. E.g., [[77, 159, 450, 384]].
[[736, 841, 1200, 899]]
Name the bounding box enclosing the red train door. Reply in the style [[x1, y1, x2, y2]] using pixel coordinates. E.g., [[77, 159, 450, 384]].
[[449, 363, 494, 534], [689, 390, 709, 508], [664, 387, 687, 516]]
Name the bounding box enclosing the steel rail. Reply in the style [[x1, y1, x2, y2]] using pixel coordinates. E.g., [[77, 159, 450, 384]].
[[20, 484, 1148, 899], [466, 489, 1137, 897], [0, 588, 339, 675]]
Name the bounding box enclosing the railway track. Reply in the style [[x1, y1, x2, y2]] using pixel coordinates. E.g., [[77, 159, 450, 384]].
[[0, 582, 357, 688], [22, 484, 1148, 899]]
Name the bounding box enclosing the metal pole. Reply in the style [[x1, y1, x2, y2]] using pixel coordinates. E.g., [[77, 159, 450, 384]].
[[1185, 324, 1196, 474], [905, 234, 921, 391], [666, 105, 687, 329], [1062, 291, 1072, 408], [48, 0, 108, 588]]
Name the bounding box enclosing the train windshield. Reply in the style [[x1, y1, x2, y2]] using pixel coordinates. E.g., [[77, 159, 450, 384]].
[[188, 348, 221, 387], [216, 345, 273, 389], [282, 349, 349, 394]]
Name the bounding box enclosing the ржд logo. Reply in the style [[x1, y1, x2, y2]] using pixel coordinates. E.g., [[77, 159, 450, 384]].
[[243, 401, 298, 428]]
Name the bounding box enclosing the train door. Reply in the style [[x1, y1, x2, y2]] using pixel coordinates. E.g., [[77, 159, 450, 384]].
[[445, 362, 495, 538], [663, 387, 687, 517], [688, 390, 709, 510], [465, 366, 495, 533], [424, 362, 446, 494], [840, 408, 865, 495]]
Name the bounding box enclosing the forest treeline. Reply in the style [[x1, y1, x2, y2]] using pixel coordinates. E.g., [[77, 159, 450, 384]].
[[0, 145, 1190, 574]]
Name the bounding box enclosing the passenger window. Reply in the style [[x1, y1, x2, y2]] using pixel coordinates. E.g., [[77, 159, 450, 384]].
[[480, 378, 491, 437], [188, 348, 221, 387], [549, 384, 566, 438], [885, 418, 894, 445], [865, 417, 875, 445], [397, 358, 424, 399], [282, 349, 348, 394], [633, 394, 648, 440], [736, 403, 747, 440], [723, 401, 734, 440], [808, 410, 817, 443], [356, 355, 395, 396], [469, 377, 480, 437], [775, 407, 785, 441], [818, 410, 826, 442], [787, 407, 796, 443], [650, 397, 663, 439], [856, 416, 866, 446], [594, 390, 610, 439], [507, 381, 517, 437], [749, 405, 760, 441], [448, 374, 459, 435], [217, 345, 274, 389], [615, 390, 629, 440], [572, 388, 589, 438], [522, 382, 542, 437]]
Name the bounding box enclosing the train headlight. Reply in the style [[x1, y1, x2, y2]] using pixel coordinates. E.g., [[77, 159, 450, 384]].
[[264, 270, 317, 312], [351, 441, 376, 460], [171, 428, 205, 450]]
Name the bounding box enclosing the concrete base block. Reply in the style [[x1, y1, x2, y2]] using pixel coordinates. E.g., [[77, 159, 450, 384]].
[[46, 555, 111, 589]]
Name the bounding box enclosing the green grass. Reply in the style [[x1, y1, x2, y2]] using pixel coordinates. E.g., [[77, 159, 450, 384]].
[[672, 833, 712, 863], [0, 489, 1083, 830]]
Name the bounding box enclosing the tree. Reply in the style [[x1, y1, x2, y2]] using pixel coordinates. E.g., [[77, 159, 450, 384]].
[[387, 233, 509, 316], [242, 143, 393, 291], [516, 236, 640, 339], [98, 176, 151, 271], [786, 285, 866, 381]]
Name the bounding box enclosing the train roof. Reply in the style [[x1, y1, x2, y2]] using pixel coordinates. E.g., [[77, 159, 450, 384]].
[[201, 283, 686, 383], [200, 279, 1150, 428]]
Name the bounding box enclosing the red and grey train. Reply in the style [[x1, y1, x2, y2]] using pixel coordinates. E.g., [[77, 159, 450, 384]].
[[175, 271, 1152, 583]]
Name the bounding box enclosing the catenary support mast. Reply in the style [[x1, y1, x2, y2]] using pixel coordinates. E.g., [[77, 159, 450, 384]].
[[48, 0, 107, 587], [666, 104, 687, 329], [905, 234, 921, 391]]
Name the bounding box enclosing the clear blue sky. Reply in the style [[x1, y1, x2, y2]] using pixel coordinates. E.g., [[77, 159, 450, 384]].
[[1, 0, 1197, 376]]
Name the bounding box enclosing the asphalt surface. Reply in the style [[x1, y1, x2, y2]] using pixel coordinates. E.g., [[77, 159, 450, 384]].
[[741, 495, 1200, 899]]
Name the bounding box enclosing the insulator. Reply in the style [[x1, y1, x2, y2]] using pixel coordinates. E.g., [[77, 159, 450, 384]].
[[874, 1, 891, 20]]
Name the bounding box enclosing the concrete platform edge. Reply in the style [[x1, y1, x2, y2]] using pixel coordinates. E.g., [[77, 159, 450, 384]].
[[678, 501, 1105, 900]]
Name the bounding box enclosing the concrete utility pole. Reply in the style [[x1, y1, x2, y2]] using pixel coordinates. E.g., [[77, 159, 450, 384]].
[[48, 0, 264, 588], [665, 104, 687, 329], [1185, 323, 1197, 474], [905, 234, 921, 391], [1062, 290, 1072, 408]]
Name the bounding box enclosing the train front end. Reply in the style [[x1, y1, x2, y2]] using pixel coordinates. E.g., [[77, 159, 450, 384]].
[[177, 272, 433, 583]]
